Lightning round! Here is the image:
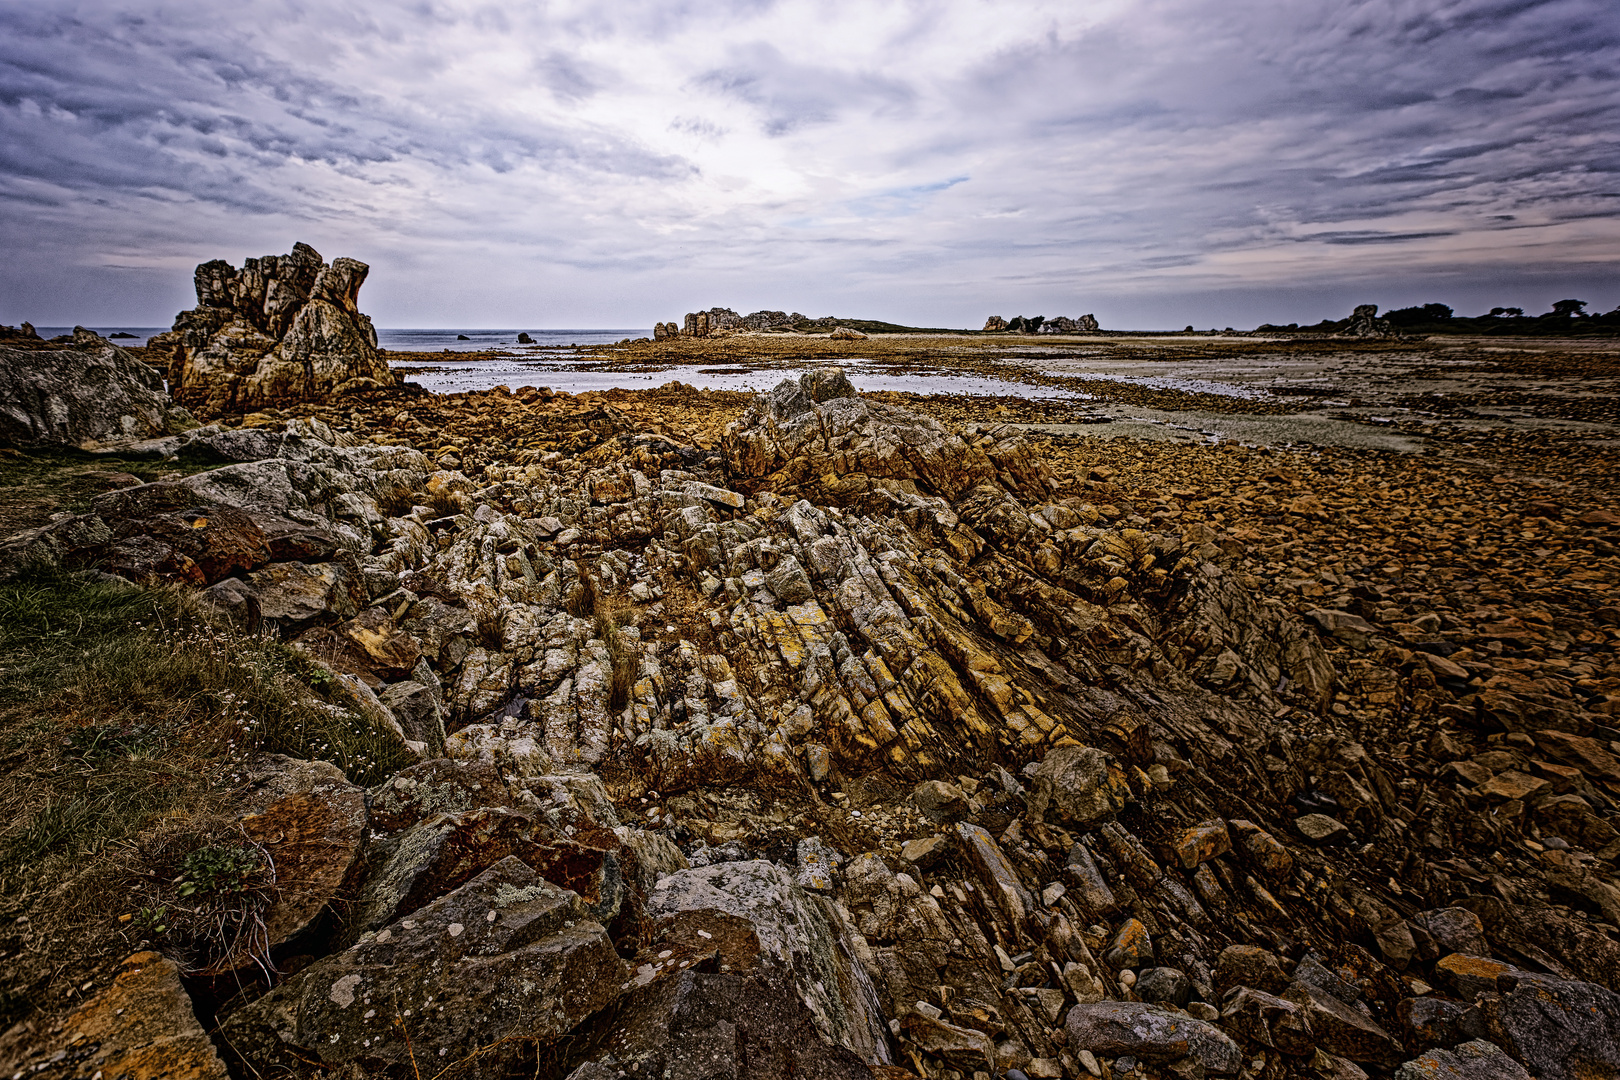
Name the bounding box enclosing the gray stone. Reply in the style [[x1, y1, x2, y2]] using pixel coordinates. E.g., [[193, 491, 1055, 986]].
[[1135, 967, 1191, 1007], [1064, 1001, 1241, 1074], [644, 859, 891, 1065], [1481, 973, 1620, 1080], [220, 857, 625, 1069], [1394, 1039, 1532, 1080], [1411, 907, 1489, 959], [1296, 813, 1350, 844], [1283, 982, 1403, 1066], [0, 339, 195, 448], [1219, 985, 1314, 1056]]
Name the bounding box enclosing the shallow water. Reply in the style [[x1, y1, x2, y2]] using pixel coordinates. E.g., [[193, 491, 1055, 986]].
[[32, 327, 649, 351], [390, 354, 1084, 399]]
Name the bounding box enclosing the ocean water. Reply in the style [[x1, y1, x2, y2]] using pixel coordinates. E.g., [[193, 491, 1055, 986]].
[[32, 327, 647, 351], [388, 353, 1081, 399], [37, 324, 1063, 400], [377, 328, 649, 352]]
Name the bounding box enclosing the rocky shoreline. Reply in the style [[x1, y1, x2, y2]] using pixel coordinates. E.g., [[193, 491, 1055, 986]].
[[1, 295, 1618, 1079]]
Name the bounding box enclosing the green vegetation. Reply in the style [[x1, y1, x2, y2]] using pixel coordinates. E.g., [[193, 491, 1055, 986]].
[[0, 566, 412, 997]]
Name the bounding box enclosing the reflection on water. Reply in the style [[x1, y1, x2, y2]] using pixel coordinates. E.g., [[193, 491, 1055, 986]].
[[390, 354, 1083, 399]]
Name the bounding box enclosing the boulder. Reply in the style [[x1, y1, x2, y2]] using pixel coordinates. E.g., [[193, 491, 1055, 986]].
[[1025, 745, 1129, 829], [1394, 1039, 1533, 1080], [1219, 985, 1314, 1056], [1064, 1000, 1241, 1074], [218, 757, 368, 972], [1338, 304, 1395, 339], [220, 857, 625, 1070], [0, 335, 195, 448], [156, 242, 392, 413], [1282, 982, 1404, 1065], [1479, 972, 1620, 1080], [644, 859, 892, 1066], [577, 968, 877, 1079]]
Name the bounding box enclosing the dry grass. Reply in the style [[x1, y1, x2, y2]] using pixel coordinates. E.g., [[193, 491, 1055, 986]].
[[0, 566, 414, 1026]]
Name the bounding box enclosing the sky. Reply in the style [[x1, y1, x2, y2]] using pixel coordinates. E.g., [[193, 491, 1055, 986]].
[[1, 0, 1617, 330]]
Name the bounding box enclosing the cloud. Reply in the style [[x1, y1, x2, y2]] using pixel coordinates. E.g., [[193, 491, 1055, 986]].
[[0, 0, 1615, 329]]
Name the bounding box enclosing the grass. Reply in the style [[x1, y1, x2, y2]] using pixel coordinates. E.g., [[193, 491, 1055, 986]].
[[0, 445, 221, 538], [0, 565, 414, 1013]]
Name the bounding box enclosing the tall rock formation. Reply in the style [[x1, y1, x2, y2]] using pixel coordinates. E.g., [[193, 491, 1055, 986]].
[[150, 243, 393, 413]]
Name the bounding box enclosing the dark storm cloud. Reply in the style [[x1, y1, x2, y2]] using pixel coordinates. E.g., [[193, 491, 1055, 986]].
[[0, 0, 1615, 328]]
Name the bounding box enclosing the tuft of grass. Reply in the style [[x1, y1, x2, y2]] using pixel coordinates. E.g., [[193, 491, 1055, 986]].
[[595, 610, 640, 716]]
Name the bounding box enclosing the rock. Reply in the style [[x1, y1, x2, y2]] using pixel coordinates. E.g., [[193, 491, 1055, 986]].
[[585, 968, 878, 1079], [1479, 973, 1620, 1080], [378, 679, 446, 752], [1219, 985, 1315, 1056], [1411, 908, 1488, 959], [1229, 819, 1293, 879], [1064, 1001, 1241, 1074], [1135, 967, 1191, 1007], [1282, 982, 1404, 1065], [1296, 813, 1350, 844], [215, 756, 367, 972], [828, 327, 869, 340], [955, 822, 1037, 932], [901, 834, 949, 869], [1025, 746, 1129, 829], [1435, 954, 1516, 1001], [1104, 917, 1153, 969], [161, 243, 392, 412], [1214, 945, 1288, 995], [1396, 996, 1487, 1053], [1064, 842, 1119, 917], [1337, 304, 1394, 339], [1306, 608, 1378, 648], [983, 316, 1008, 332], [366, 759, 516, 832], [517, 332, 534, 344], [900, 1009, 993, 1070], [913, 779, 971, 823], [1175, 820, 1232, 869], [1394, 1039, 1534, 1080], [0, 338, 196, 447], [644, 860, 891, 1065], [221, 857, 625, 1070], [0, 951, 229, 1079], [721, 369, 1000, 501]]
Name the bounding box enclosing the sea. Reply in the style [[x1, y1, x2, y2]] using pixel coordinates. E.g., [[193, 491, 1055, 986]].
[[47, 325, 1059, 399]]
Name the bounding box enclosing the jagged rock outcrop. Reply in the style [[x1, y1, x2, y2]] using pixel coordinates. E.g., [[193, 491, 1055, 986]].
[[721, 369, 1036, 503], [983, 316, 1008, 331], [149, 242, 392, 413], [672, 308, 799, 338], [1338, 303, 1395, 339], [0, 327, 196, 447], [1045, 314, 1101, 333]]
